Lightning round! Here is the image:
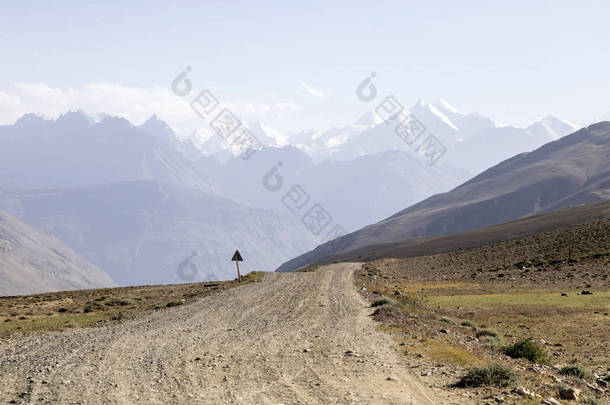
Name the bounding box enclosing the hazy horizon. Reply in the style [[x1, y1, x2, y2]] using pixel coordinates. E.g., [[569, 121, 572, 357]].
[[1, 0, 610, 136]]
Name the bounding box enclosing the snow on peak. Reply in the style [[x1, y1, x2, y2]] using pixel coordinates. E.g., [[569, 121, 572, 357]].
[[411, 100, 459, 131], [244, 121, 289, 147], [434, 98, 460, 114], [526, 116, 579, 140], [354, 111, 385, 127], [428, 104, 459, 131], [414, 99, 427, 108]]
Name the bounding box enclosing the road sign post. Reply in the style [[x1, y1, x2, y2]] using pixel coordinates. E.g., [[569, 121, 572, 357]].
[[231, 250, 243, 282]]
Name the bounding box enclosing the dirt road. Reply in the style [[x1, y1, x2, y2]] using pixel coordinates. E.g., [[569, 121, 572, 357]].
[[0, 263, 462, 404]]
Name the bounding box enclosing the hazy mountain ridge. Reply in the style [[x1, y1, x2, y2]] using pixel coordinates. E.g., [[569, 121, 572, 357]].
[[0, 111, 217, 192], [0, 208, 115, 296], [212, 147, 469, 231], [0, 180, 319, 286], [277, 121, 610, 272], [192, 100, 579, 175], [0, 113, 319, 285], [0, 109, 586, 286]]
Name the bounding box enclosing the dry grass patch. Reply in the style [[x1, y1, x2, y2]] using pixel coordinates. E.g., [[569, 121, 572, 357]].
[[424, 341, 486, 367], [0, 271, 265, 338]]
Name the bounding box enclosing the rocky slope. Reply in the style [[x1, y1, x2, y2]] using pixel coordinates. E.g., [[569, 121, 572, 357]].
[[278, 122, 610, 272], [0, 209, 115, 296]]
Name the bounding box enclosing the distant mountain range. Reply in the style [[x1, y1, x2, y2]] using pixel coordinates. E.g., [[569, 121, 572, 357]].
[[192, 99, 579, 175], [0, 106, 589, 287], [0, 180, 317, 286], [0, 112, 215, 192], [277, 121, 610, 272], [211, 147, 469, 231], [0, 113, 319, 285], [0, 208, 114, 296]]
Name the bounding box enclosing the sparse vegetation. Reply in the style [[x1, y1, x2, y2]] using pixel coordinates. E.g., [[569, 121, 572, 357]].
[[355, 213, 610, 404], [425, 341, 484, 366], [476, 328, 498, 338], [371, 297, 396, 307], [454, 364, 517, 388], [503, 339, 547, 363], [559, 365, 592, 380], [579, 392, 605, 405], [440, 317, 456, 325], [0, 271, 265, 338]]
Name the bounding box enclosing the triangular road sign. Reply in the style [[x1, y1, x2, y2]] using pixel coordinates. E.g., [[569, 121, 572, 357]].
[[231, 250, 243, 262]]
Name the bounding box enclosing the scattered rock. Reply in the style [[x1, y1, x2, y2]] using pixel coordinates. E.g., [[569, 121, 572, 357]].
[[561, 293, 568, 296], [393, 290, 401, 296], [386, 376, 397, 381], [597, 378, 608, 387], [440, 329, 449, 334], [585, 381, 600, 392], [344, 350, 355, 356], [558, 387, 580, 400], [542, 398, 561, 405], [515, 386, 536, 398], [581, 290, 593, 295], [302, 348, 310, 353], [494, 395, 505, 403]]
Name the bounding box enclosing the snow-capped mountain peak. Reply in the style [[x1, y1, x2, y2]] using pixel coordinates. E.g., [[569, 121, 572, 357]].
[[244, 121, 289, 147], [526, 116, 579, 141], [410, 100, 460, 132], [354, 111, 385, 128], [434, 98, 460, 114]]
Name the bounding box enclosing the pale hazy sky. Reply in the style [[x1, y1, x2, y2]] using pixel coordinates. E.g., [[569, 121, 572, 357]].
[[1, 0, 609, 134]]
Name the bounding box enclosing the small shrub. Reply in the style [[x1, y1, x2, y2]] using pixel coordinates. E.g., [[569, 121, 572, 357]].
[[57, 307, 68, 313], [559, 365, 591, 380], [454, 364, 517, 388], [111, 312, 125, 321], [503, 339, 547, 363], [105, 299, 134, 307], [83, 302, 103, 313], [579, 392, 603, 405], [476, 329, 499, 338], [460, 321, 474, 327], [440, 317, 456, 325], [371, 297, 396, 307], [371, 305, 396, 317]]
